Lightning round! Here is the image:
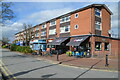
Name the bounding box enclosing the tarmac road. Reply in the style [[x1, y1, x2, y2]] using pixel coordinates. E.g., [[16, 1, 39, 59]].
[[0, 48, 118, 79]]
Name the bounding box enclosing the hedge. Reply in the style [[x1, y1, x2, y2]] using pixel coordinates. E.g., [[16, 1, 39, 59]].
[[10, 44, 33, 53]]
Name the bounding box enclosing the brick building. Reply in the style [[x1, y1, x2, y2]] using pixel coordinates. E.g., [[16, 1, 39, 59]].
[[15, 4, 120, 58]]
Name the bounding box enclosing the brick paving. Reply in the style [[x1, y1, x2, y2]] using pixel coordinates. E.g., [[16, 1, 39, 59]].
[[36, 53, 118, 71]]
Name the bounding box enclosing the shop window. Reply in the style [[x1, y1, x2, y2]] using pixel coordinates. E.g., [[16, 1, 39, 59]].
[[104, 43, 109, 51], [75, 13, 79, 18], [95, 42, 102, 51], [74, 25, 79, 29], [48, 45, 55, 48]]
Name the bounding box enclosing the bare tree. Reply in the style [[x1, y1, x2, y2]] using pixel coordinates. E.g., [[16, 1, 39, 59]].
[[0, 2, 15, 24], [2, 37, 10, 44], [23, 23, 34, 46]]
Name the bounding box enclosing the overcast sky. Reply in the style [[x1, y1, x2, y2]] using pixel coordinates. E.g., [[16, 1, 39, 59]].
[[1, 1, 119, 42]]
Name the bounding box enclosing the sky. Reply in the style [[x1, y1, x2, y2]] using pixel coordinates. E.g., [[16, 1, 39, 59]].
[[1, 1, 119, 42]]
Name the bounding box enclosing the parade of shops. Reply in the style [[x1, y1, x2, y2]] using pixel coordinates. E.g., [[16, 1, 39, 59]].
[[14, 4, 120, 58]]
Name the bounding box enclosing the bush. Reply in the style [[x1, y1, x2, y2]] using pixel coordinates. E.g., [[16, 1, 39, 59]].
[[2, 45, 8, 48], [10, 44, 33, 53]]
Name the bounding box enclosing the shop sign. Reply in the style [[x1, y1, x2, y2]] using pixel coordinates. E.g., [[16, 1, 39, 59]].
[[48, 40, 53, 42], [56, 39, 62, 42], [74, 38, 83, 42], [38, 40, 46, 43]]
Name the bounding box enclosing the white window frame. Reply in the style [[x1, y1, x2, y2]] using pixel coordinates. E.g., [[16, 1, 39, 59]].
[[95, 8, 101, 17], [49, 29, 56, 35], [35, 33, 39, 37], [41, 31, 46, 36], [35, 27, 39, 31], [50, 20, 56, 26], [60, 16, 70, 23], [75, 13, 79, 18], [42, 24, 46, 29], [60, 25, 70, 33], [74, 25, 79, 29], [95, 21, 101, 30]]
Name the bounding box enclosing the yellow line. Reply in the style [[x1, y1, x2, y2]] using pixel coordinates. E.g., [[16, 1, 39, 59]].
[[0, 60, 17, 80]]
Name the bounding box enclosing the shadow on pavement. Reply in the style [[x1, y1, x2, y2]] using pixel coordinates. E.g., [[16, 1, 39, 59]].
[[9, 63, 60, 78], [41, 73, 57, 79], [73, 59, 102, 80]]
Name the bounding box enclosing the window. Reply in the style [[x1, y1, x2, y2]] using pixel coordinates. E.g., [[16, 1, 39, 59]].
[[35, 33, 39, 37], [41, 31, 46, 36], [75, 13, 79, 18], [74, 25, 79, 29], [95, 21, 101, 30], [95, 8, 101, 17], [36, 27, 39, 31], [95, 42, 102, 51], [60, 16, 70, 23], [50, 20, 56, 26], [49, 29, 56, 35], [60, 25, 70, 33], [104, 43, 109, 50], [42, 24, 46, 29]]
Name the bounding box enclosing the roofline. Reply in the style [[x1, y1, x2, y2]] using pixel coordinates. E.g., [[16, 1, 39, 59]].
[[15, 4, 113, 35], [34, 4, 112, 27]]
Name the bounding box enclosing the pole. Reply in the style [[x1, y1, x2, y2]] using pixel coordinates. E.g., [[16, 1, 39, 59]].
[[105, 54, 109, 67], [57, 50, 59, 61]]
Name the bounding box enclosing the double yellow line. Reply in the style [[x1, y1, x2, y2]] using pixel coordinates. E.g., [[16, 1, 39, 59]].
[[0, 60, 17, 80]]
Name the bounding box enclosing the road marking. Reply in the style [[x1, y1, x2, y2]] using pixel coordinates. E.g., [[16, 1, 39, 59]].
[[0, 60, 17, 80]]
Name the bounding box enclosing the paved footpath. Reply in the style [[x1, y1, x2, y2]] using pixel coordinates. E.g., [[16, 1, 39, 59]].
[[0, 48, 118, 79]]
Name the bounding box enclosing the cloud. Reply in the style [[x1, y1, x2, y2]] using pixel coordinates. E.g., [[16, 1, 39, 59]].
[[19, 8, 73, 25], [2, 22, 23, 42]]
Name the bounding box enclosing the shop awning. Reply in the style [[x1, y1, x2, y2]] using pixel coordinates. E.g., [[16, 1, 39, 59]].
[[47, 37, 69, 45], [66, 36, 89, 46]]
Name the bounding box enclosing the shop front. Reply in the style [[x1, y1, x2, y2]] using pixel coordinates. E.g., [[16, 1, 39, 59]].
[[47, 37, 70, 53], [66, 36, 91, 57], [30, 39, 46, 51]]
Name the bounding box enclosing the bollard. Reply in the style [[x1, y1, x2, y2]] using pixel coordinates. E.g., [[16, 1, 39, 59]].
[[105, 54, 109, 67], [57, 50, 59, 61]]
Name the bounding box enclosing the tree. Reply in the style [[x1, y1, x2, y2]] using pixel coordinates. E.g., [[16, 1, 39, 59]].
[[23, 23, 34, 46], [0, 1, 15, 24], [2, 37, 10, 44]]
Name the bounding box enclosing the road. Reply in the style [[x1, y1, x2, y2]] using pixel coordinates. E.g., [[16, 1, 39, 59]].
[[0, 48, 118, 79]]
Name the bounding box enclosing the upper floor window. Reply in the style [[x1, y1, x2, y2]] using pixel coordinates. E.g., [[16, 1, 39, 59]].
[[49, 29, 56, 35], [95, 21, 101, 30], [42, 24, 46, 29], [35, 27, 39, 31], [60, 16, 70, 23], [41, 31, 46, 36], [50, 20, 56, 26], [35, 33, 39, 37], [60, 25, 70, 33], [74, 25, 79, 29], [95, 8, 101, 17], [75, 13, 79, 18]]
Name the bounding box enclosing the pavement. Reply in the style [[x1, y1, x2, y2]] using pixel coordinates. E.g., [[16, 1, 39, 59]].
[[29, 52, 118, 72], [0, 48, 119, 79]]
